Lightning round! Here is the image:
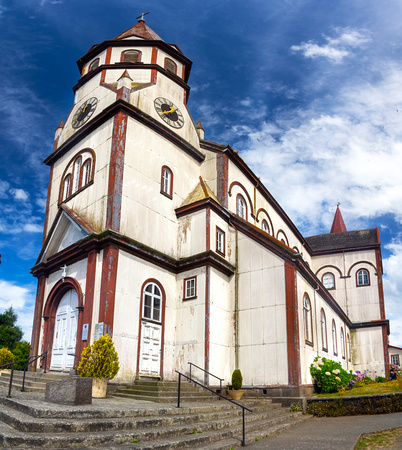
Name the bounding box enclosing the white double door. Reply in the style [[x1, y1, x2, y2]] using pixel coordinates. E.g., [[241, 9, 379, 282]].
[[139, 321, 162, 376], [50, 289, 78, 370]]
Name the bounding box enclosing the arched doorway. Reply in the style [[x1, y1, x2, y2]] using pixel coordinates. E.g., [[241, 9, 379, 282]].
[[50, 289, 78, 370]]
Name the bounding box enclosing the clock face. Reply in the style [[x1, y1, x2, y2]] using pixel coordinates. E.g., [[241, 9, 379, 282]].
[[72, 97, 98, 129], [154, 97, 184, 129]]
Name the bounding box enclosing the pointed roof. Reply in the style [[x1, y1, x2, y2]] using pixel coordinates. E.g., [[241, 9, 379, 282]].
[[181, 177, 220, 207], [114, 18, 163, 41], [330, 205, 347, 234]]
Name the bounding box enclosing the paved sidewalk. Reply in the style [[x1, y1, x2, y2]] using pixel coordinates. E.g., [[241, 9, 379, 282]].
[[247, 412, 402, 449]]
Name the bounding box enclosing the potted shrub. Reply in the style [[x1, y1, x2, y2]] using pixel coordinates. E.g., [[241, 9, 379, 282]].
[[77, 335, 120, 398], [228, 369, 245, 400]]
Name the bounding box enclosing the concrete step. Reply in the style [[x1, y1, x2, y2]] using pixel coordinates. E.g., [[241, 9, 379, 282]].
[[0, 394, 310, 448], [0, 371, 69, 393]]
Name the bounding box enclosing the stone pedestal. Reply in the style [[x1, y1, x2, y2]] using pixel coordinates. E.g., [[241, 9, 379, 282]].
[[45, 376, 92, 405]]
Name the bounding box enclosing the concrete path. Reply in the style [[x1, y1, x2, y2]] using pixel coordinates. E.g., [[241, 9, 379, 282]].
[[247, 412, 402, 449]]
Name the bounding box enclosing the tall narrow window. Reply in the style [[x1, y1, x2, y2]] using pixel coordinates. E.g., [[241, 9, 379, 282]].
[[332, 320, 338, 355], [122, 50, 141, 63], [357, 269, 369, 286], [184, 277, 196, 300], [236, 194, 246, 219], [161, 166, 173, 198], [340, 327, 345, 359], [62, 175, 71, 201], [322, 273, 335, 290], [262, 219, 269, 234], [72, 157, 82, 193], [304, 294, 313, 345], [321, 308, 328, 351], [165, 58, 177, 74], [216, 227, 225, 256], [347, 333, 351, 362], [143, 282, 162, 322], [83, 159, 91, 186]]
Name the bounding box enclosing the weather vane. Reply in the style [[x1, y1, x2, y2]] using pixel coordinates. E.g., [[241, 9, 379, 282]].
[[136, 12, 150, 22]]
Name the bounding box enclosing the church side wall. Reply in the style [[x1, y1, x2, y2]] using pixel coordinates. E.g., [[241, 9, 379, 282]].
[[236, 231, 288, 386], [351, 327, 386, 376], [177, 210, 206, 258]]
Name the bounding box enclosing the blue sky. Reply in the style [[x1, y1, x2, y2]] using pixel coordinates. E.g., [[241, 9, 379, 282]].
[[1, 0, 402, 347]]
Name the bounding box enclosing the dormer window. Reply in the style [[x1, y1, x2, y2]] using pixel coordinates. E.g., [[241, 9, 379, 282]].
[[165, 58, 177, 75], [59, 149, 95, 203], [122, 50, 141, 63], [88, 58, 99, 72]]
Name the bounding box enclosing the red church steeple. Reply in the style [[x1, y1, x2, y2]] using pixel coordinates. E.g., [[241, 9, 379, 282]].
[[330, 204, 347, 233]]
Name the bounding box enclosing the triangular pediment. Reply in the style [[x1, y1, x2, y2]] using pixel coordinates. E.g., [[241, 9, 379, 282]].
[[38, 205, 95, 264]]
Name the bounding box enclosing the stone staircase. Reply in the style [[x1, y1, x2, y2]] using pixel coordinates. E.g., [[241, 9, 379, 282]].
[[109, 379, 218, 403], [0, 393, 310, 449], [0, 370, 69, 393]]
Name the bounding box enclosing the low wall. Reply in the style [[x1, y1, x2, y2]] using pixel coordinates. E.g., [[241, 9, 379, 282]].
[[306, 392, 402, 417]]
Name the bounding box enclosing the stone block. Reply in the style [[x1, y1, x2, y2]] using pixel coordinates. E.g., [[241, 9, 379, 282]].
[[45, 376, 92, 405]]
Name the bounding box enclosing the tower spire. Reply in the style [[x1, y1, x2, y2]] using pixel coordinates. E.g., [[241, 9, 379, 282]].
[[330, 204, 347, 234]]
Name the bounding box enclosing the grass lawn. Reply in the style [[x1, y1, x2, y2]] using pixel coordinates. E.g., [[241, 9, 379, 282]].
[[313, 379, 402, 398]]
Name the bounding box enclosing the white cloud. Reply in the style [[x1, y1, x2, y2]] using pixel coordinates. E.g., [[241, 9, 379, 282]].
[[23, 223, 43, 233], [291, 28, 371, 63], [0, 280, 32, 309], [10, 188, 29, 201]]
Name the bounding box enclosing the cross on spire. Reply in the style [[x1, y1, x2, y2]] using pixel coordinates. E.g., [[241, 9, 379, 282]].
[[136, 12, 150, 23]]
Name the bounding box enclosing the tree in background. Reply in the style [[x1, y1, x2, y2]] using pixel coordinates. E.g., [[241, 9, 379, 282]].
[[13, 341, 31, 370], [0, 307, 23, 351]]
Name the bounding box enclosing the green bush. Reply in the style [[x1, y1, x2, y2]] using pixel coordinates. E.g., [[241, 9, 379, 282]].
[[0, 348, 15, 367], [310, 357, 353, 393], [375, 376, 388, 383], [77, 335, 119, 380], [13, 341, 31, 370], [232, 369, 243, 390]]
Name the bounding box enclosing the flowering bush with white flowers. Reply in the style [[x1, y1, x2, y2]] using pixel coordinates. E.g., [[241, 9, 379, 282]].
[[310, 357, 354, 393]]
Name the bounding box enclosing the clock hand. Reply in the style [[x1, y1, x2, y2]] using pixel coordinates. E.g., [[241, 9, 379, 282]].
[[163, 106, 175, 115]]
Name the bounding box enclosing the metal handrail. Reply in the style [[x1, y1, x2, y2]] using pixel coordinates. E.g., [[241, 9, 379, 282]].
[[21, 351, 47, 392], [176, 370, 252, 447], [188, 362, 225, 394], [0, 362, 16, 398]]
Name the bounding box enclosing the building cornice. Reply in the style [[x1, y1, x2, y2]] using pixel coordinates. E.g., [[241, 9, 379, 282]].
[[44, 99, 205, 166], [351, 320, 390, 335]]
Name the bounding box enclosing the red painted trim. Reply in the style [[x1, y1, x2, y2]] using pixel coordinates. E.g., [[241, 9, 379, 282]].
[[99, 244, 119, 336], [100, 47, 112, 83], [30, 276, 46, 368], [347, 261, 378, 277], [42, 165, 54, 245], [151, 47, 158, 83], [106, 112, 127, 231], [285, 262, 300, 386], [382, 324, 390, 375], [76, 249, 97, 359], [182, 65, 186, 81], [42, 277, 84, 370], [205, 265, 210, 385], [136, 279, 166, 378], [206, 207, 211, 251], [376, 248, 386, 320], [315, 265, 343, 278], [276, 229, 289, 247], [228, 181, 254, 218]]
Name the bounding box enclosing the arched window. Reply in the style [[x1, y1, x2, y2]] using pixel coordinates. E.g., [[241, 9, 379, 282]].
[[347, 333, 351, 362], [165, 58, 177, 74], [161, 166, 173, 198], [340, 327, 345, 359], [236, 194, 246, 219], [82, 159, 92, 186], [88, 58, 99, 72], [303, 294, 313, 345], [142, 282, 162, 322], [122, 50, 141, 63], [357, 269, 369, 286], [62, 175, 71, 202], [332, 320, 338, 355], [262, 219, 269, 234], [321, 308, 328, 351], [322, 272, 335, 290], [72, 157, 82, 194]]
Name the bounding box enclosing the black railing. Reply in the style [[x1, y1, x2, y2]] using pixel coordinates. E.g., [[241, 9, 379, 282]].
[[188, 362, 225, 395], [0, 362, 16, 398], [21, 351, 47, 392], [176, 370, 252, 447]]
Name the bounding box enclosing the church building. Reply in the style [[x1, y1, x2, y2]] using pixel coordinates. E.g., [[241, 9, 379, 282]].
[[30, 18, 390, 391]]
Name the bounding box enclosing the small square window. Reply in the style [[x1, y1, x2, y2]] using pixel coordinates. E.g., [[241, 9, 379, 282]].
[[184, 277, 196, 300], [216, 227, 225, 256], [391, 354, 400, 365]]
